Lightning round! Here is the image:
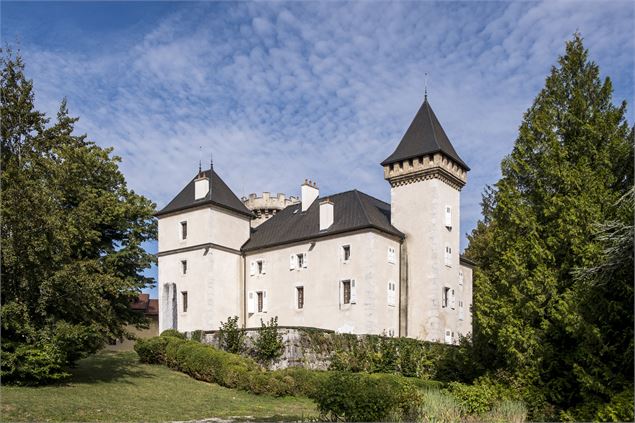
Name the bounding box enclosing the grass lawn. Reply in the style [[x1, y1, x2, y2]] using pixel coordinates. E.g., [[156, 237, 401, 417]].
[[1, 351, 318, 422]]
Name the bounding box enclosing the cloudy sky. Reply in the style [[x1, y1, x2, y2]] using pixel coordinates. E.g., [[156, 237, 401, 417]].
[[3, 1, 633, 294]]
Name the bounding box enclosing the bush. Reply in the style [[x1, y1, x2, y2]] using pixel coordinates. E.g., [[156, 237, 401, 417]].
[[160, 329, 186, 339], [134, 336, 170, 364], [272, 367, 332, 398], [0, 342, 69, 385], [314, 371, 420, 421], [218, 316, 245, 354], [253, 317, 284, 365], [593, 387, 634, 423], [190, 330, 203, 343]]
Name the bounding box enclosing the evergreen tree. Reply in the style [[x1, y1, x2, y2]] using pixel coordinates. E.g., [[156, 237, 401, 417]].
[[465, 34, 633, 420], [1, 49, 157, 383]]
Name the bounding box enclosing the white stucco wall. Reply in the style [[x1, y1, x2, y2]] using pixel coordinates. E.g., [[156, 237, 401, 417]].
[[157, 205, 250, 333], [391, 178, 469, 343], [244, 230, 401, 335]]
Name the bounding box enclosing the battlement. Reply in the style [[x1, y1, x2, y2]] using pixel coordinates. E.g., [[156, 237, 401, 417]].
[[242, 192, 299, 227]]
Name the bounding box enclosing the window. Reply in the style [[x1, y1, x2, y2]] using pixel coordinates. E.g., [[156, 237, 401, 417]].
[[182, 291, 188, 312], [459, 300, 465, 321], [444, 329, 452, 344], [387, 247, 396, 264], [257, 260, 264, 275], [387, 281, 396, 306], [342, 280, 351, 304], [342, 245, 351, 262], [444, 205, 452, 228], [250, 259, 266, 276], [444, 246, 452, 267], [459, 270, 464, 286], [297, 253, 305, 268], [180, 221, 188, 240], [257, 291, 264, 313], [181, 260, 187, 275], [442, 287, 450, 308], [297, 286, 304, 309], [450, 289, 456, 309]]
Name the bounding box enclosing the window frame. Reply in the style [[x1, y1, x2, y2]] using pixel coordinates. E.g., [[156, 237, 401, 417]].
[[296, 286, 304, 310], [180, 221, 188, 240], [342, 280, 351, 305], [181, 291, 188, 313], [342, 245, 351, 262]]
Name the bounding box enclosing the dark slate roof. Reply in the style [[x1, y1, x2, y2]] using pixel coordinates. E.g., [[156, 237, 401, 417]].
[[242, 190, 404, 251], [381, 98, 469, 170], [155, 169, 252, 217]]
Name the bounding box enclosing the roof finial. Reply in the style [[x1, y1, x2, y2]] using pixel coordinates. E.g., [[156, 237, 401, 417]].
[[210, 152, 213, 172], [424, 72, 428, 101], [198, 146, 202, 174]]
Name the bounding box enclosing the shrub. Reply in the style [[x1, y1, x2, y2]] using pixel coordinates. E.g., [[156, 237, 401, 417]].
[[593, 388, 634, 423], [253, 317, 284, 365], [0, 342, 69, 385], [134, 336, 169, 364], [218, 316, 245, 354], [160, 329, 186, 339], [190, 330, 203, 343], [272, 367, 332, 398], [314, 371, 420, 422]]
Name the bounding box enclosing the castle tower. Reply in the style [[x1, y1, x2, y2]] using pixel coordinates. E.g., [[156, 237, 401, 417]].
[[382, 97, 470, 342], [242, 192, 300, 228]]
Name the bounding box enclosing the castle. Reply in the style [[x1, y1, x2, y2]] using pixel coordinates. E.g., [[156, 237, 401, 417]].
[[156, 97, 474, 343]]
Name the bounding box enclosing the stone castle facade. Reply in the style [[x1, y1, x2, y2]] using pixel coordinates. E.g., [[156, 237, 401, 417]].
[[156, 97, 474, 343]]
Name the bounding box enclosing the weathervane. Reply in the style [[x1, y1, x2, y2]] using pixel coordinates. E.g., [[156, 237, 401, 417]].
[[424, 72, 428, 101], [198, 146, 202, 174]]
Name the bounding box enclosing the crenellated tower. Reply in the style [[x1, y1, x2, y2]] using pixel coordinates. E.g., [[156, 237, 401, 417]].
[[383, 96, 470, 342]]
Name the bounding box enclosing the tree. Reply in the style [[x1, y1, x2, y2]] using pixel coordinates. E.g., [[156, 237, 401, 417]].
[[464, 34, 633, 420], [1, 49, 157, 384]]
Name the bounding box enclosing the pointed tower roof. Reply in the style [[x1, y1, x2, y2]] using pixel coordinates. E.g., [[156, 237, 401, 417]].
[[381, 98, 469, 170], [155, 169, 252, 217]]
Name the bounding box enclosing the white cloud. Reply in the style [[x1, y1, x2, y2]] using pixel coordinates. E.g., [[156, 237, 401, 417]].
[[13, 1, 635, 252]]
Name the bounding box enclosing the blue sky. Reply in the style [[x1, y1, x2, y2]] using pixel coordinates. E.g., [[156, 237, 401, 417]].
[[3, 1, 634, 297]]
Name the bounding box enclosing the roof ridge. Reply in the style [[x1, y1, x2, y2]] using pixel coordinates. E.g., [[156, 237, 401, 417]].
[[353, 190, 373, 225], [353, 189, 391, 207], [424, 101, 441, 149]]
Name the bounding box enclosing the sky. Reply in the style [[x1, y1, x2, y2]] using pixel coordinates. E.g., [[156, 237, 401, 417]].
[[2, 1, 634, 297]]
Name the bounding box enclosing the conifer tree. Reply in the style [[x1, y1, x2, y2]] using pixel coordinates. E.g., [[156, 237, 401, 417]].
[[465, 34, 633, 419], [1, 49, 157, 383]]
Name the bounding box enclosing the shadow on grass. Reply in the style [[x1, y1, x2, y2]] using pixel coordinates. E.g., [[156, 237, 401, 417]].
[[67, 351, 154, 384]]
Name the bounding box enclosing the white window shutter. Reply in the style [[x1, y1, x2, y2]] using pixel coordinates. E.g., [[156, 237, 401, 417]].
[[262, 290, 268, 312], [250, 261, 256, 276], [247, 291, 255, 313], [459, 304, 465, 321], [459, 270, 464, 286], [450, 289, 456, 309], [387, 282, 391, 305], [339, 281, 343, 305], [289, 254, 296, 270], [303, 252, 308, 268], [445, 205, 452, 227], [444, 329, 452, 344], [350, 279, 357, 304], [387, 248, 391, 262]]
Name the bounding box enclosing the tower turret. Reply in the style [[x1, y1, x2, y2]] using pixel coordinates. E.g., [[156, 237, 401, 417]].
[[383, 97, 470, 342]]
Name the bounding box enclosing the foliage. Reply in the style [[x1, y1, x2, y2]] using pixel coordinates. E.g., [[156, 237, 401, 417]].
[[314, 371, 419, 422], [218, 315, 245, 354], [253, 316, 284, 365], [1, 351, 318, 422], [411, 389, 465, 423], [0, 49, 156, 384], [160, 329, 186, 339], [190, 330, 203, 343], [464, 34, 634, 419], [133, 336, 169, 364]]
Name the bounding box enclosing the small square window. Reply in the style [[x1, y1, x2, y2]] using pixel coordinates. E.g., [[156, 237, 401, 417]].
[[342, 280, 351, 304], [297, 286, 304, 309], [342, 245, 351, 261], [181, 291, 188, 312], [180, 221, 188, 240], [181, 260, 187, 275]]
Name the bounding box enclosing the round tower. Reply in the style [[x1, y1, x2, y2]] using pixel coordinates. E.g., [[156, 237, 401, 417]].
[[242, 192, 300, 228]]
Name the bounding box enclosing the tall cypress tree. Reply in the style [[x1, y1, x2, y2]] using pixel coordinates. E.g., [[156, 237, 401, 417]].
[[465, 34, 633, 419]]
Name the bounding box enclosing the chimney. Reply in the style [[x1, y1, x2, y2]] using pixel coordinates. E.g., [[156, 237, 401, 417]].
[[319, 198, 334, 231], [301, 179, 319, 212], [194, 171, 209, 200]]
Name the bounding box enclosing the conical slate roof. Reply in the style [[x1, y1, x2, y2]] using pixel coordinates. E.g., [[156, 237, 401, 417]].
[[381, 98, 469, 170], [155, 169, 252, 217]]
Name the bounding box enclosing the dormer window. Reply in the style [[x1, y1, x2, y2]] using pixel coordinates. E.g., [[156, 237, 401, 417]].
[[180, 221, 188, 240]]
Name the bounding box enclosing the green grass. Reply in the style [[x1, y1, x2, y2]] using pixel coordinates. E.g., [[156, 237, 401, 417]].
[[1, 351, 318, 422]]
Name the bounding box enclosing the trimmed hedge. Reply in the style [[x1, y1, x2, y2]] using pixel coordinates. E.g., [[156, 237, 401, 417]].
[[314, 371, 420, 422]]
